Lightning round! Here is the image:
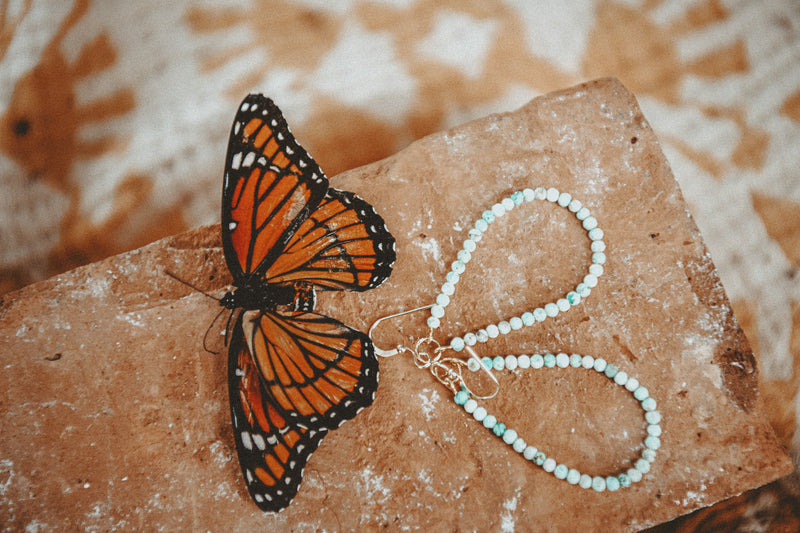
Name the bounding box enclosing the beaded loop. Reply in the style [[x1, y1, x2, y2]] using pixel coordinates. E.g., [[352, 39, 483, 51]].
[[455, 353, 660, 491], [431, 187, 606, 352]]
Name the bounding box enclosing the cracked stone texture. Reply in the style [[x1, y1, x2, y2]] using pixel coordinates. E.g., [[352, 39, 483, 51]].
[[0, 78, 792, 531]]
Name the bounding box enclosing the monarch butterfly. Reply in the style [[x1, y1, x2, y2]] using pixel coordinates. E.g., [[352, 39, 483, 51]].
[[219, 94, 396, 512]]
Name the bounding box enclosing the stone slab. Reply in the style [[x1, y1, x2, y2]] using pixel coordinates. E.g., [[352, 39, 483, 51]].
[[0, 78, 792, 531]]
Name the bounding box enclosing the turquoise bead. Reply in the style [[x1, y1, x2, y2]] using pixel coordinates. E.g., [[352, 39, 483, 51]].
[[454, 390, 469, 405], [493, 356, 505, 370], [604, 364, 618, 379], [493, 422, 506, 437], [481, 356, 493, 369], [618, 473, 631, 488], [511, 191, 525, 205], [544, 354, 556, 368], [566, 291, 581, 305], [482, 210, 495, 224], [606, 476, 620, 491], [475, 218, 489, 232], [534, 452, 546, 466]]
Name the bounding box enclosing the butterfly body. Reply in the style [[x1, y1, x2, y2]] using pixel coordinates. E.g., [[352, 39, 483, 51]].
[[219, 94, 395, 512]]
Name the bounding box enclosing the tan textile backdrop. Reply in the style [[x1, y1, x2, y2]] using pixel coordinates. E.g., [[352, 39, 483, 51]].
[[1, 0, 798, 529]]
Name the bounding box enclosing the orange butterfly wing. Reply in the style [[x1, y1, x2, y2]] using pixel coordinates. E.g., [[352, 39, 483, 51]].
[[241, 309, 379, 429], [228, 314, 326, 512], [221, 95, 327, 279], [264, 188, 395, 291]]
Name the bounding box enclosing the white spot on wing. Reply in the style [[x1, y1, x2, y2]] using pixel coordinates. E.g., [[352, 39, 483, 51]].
[[231, 152, 242, 170]]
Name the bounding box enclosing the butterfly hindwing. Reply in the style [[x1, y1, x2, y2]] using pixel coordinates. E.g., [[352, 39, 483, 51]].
[[221, 94, 328, 279], [228, 314, 327, 512], [264, 188, 396, 291], [242, 309, 379, 430]]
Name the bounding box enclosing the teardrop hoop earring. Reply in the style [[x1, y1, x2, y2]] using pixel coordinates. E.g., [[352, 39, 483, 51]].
[[369, 186, 661, 492]]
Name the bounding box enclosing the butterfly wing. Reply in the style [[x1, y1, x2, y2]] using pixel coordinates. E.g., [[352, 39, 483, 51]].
[[221, 94, 328, 280], [228, 313, 327, 512], [263, 187, 396, 291], [241, 309, 379, 430]]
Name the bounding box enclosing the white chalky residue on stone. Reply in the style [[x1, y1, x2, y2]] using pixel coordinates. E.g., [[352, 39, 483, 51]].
[[418, 388, 440, 421], [500, 491, 519, 533]]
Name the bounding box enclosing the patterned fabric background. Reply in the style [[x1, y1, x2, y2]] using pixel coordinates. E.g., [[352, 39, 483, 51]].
[[1, 0, 798, 529]]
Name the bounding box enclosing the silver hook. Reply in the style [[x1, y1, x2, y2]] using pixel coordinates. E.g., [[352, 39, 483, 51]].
[[367, 304, 434, 357]]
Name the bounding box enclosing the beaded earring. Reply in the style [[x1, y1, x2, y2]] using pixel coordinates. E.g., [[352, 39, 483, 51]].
[[369, 187, 661, 492]]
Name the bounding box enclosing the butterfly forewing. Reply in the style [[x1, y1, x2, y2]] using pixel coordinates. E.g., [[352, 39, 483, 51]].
[[228, 315, 327, 512], [222, 94, 328, 279], [242, 309, 379, 430]]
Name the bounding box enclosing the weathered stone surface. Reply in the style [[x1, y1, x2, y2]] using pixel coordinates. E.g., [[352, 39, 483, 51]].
[[0, 78, 791, 531]]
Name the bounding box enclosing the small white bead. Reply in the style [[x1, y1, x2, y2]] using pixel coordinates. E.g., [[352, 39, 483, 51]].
[[534, 187, 547, 200], [645, 411, 662, 425], [570, 353, 583, 367], [467, 358, 480, 372], [625, 377, 639, 392], [441, 282, 455, 295], [468, 228, 483, 242], [546, 187, 560, 202], [501, 197, 515, 211], [588, 228, 604, 241], [614, 371, 628, 386], [592, 252, 606, 265], [457, 249, 471, 264], [427, 316, 440, 329], [446, 271, 460, 284], [579, 474, 593, 489], [592, 476, 606, 492], [542, 458, 556, 472], [450, 337, 465, 351], [502, 429, 518, 444], [512, 437, 526, 453], [486, 324, 500, 338], [451, 260, 466, 274], [647, 424, 662, 437], [521, 312, 535, 326], [522, 188, 535, 201], [491, 203, 506, 217], [576, 207, 590, 220], [642, 448, 657, 463], [544, 303, 559, 317], [509, 316, 523, 330], [498, 321, 511, 335], [582, 355, 595, 369], [533, 308, 547, 321], [431, 304, 445, 318], [589, 263, 604, 277], [517, 354, 531, 368], [627, 468, 643, 483], [523, 446, 537, 460], [583, 274, 598, 288], [582, 216, 598, 230], [556, 353, 569, 368], [463, 239, 477, 253], [556, 298, 570, 312], [591, 240, 606, 252], [635, 459, 651, 473], [505, 355, 518, 370], [473, 406, 487, 422], [568, 199, 582, 212], [531, 355, 544, 369], [567, 469, 581, 485], [557, 192, 571, 207], [464, 333, 477, 346], [436, 293, 450, 307], [642, 397, 657, 411], [476, 329, 489, 343], [593, 358, 607, 372], [474, 219, 488, 232], [464, 399, 477, 413]]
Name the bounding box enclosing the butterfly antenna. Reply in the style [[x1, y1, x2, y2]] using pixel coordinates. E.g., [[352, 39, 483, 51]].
[[163, 269, 222, 302]]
